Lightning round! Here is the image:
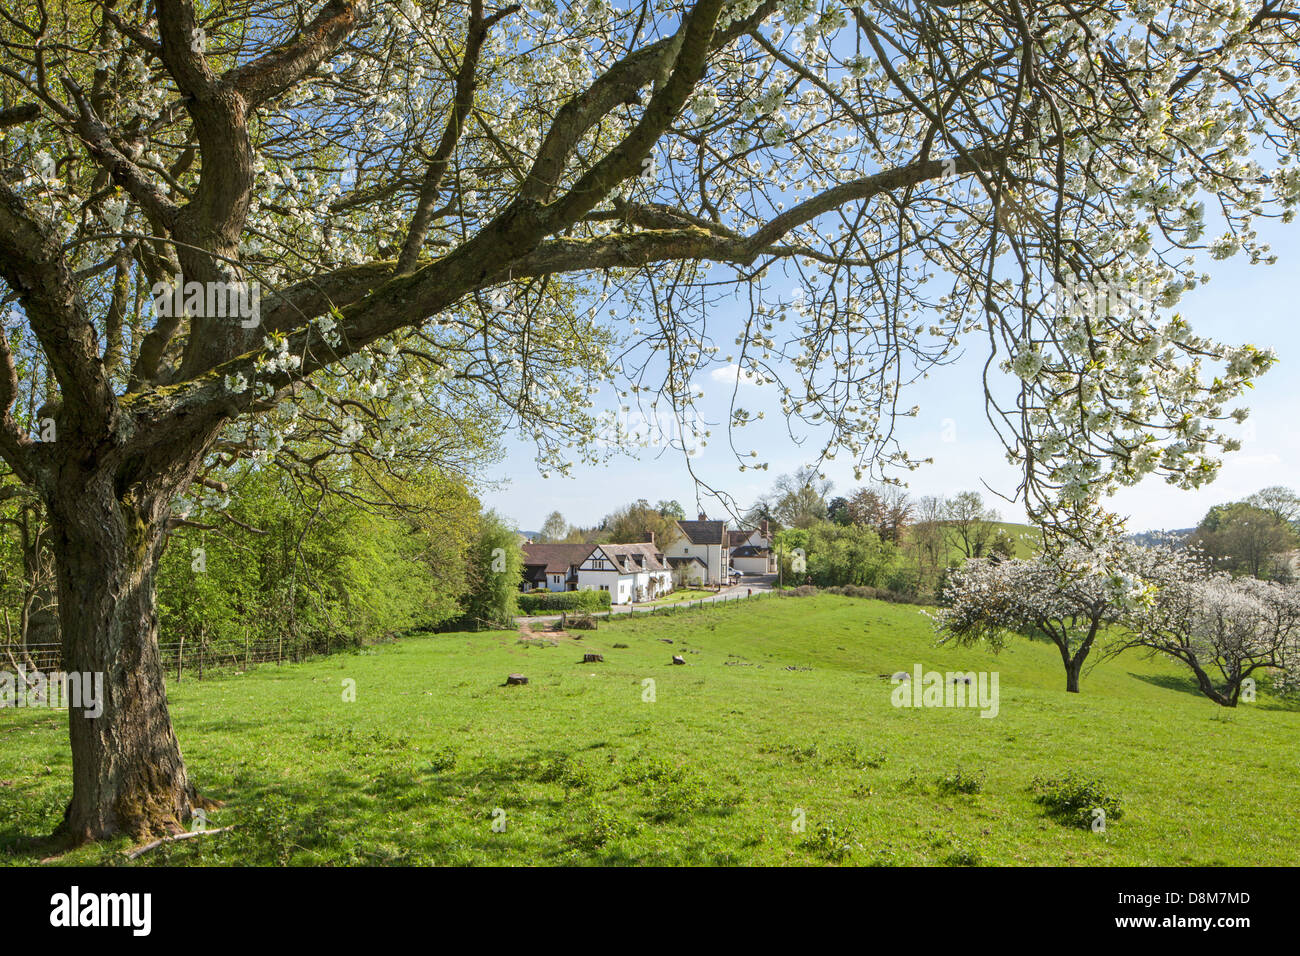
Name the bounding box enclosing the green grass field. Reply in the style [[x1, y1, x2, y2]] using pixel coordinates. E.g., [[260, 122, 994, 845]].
[[3, 593, 1297, 866], [641, 586, 714, 606], [935, 520, 1042, 561]]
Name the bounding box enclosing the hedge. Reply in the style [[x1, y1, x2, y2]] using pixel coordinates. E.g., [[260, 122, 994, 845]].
[[785, 583, 936, 607], [517, 590, 613, 614]]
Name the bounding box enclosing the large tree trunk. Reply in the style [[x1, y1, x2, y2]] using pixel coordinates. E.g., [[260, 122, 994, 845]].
[[49, 470, 201, 845], [1054, 639, 1084, 693], [1064, 660, 1082, 694], [1186, 656, 1235, 707], [1059, 617, 1101, 694]]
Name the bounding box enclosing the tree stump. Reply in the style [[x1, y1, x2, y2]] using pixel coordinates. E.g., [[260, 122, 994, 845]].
[[506, 674, 529, 686], [671, 655, 686, 665], [583, 653, 603, 663]]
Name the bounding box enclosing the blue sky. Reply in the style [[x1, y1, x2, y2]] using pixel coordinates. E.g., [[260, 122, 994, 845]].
[[483, 216, 1300, 534]]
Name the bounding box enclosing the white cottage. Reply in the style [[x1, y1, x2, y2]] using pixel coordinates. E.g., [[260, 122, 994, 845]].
[[575, 541, 673, 604], [728, 520, 776, 574], [519, 543, 592, 592], [662, 514, 730, 585]]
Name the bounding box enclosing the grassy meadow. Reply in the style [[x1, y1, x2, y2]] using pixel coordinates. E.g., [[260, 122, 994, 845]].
[[2, 593, 1297, 866]]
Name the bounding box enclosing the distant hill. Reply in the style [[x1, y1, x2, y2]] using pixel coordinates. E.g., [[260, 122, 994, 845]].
[[992, 521, 1044, 558], [1125, 528, 1194, 548], [923, 520, 1042, 564]]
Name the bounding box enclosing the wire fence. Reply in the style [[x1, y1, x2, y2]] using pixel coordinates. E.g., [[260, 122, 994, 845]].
[[2, 636, 333, 682], [1, 588, 823, 680]]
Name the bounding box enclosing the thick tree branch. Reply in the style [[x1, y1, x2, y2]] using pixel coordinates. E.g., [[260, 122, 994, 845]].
[[0, 102, 39, 129], [522, 0, 776, 203], [398, 1, 519, 273], [224, 0, 367, 108], [0, 181, 115, 452], [61, 78, 180, 230]]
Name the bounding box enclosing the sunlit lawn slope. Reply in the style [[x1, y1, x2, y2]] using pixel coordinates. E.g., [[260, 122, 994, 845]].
[[2, 593, 1296, 866]]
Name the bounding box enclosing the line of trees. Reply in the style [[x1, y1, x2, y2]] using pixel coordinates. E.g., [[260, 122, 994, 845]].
[[748, 471, 1024, 594], [938, 542, 1300, 706], [1187, 486, 1300, 581], [1, 462, 525, 667], [528, 499, 687, 548]]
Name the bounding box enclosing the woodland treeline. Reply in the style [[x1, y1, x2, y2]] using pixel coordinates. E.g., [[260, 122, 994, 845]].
[[0, 460, 521, 666]]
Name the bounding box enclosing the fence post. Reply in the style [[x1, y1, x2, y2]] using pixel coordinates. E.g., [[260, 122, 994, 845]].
[[176, 637, 184, 684]]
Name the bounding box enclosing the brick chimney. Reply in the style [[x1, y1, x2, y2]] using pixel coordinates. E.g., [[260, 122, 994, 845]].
[[760, 519, 770, 539], [643, 531, 655, 544], [698, 511, 707, 521]]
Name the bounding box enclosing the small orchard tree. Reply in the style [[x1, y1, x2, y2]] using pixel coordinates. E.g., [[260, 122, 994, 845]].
[[1117, 572, 1300, 706], [936, 544, 1167, 693]]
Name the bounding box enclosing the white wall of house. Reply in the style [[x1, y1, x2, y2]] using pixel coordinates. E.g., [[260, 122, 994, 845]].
[[732, 555, 770, 574], [577, 569, 632, 603], [639, 570, 672, 600], [730, 526, 775, 574], [575, 552, 673, 603], [663, 539, 725, 584], [576, 550, 632, 603], [672, 561, 706, 586]]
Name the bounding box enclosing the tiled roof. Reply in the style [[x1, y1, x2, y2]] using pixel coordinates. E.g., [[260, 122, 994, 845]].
[[676, 519, 727, 546], [593, 542, 669, 574], [666, 555, 707, 567], [522, 543, 595, 574]]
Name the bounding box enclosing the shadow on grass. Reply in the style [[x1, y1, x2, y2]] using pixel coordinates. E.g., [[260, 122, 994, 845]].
[[1128, 671, 1204, 698], [2, 734, 749, 867], [1128, 671, 1300, 712], [0, 786, 71, 860]]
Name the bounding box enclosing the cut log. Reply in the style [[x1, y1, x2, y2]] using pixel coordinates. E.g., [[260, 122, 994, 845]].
[[671, 655, 686, 665], [583, 653, 604, 663], [506, 674, 529, 686]]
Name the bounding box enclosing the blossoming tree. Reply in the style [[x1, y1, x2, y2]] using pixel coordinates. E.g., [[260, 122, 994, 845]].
[[1, 0, 1298, 841], [935, 544, 1189, 692], [1116, 571, 1300, 705]]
